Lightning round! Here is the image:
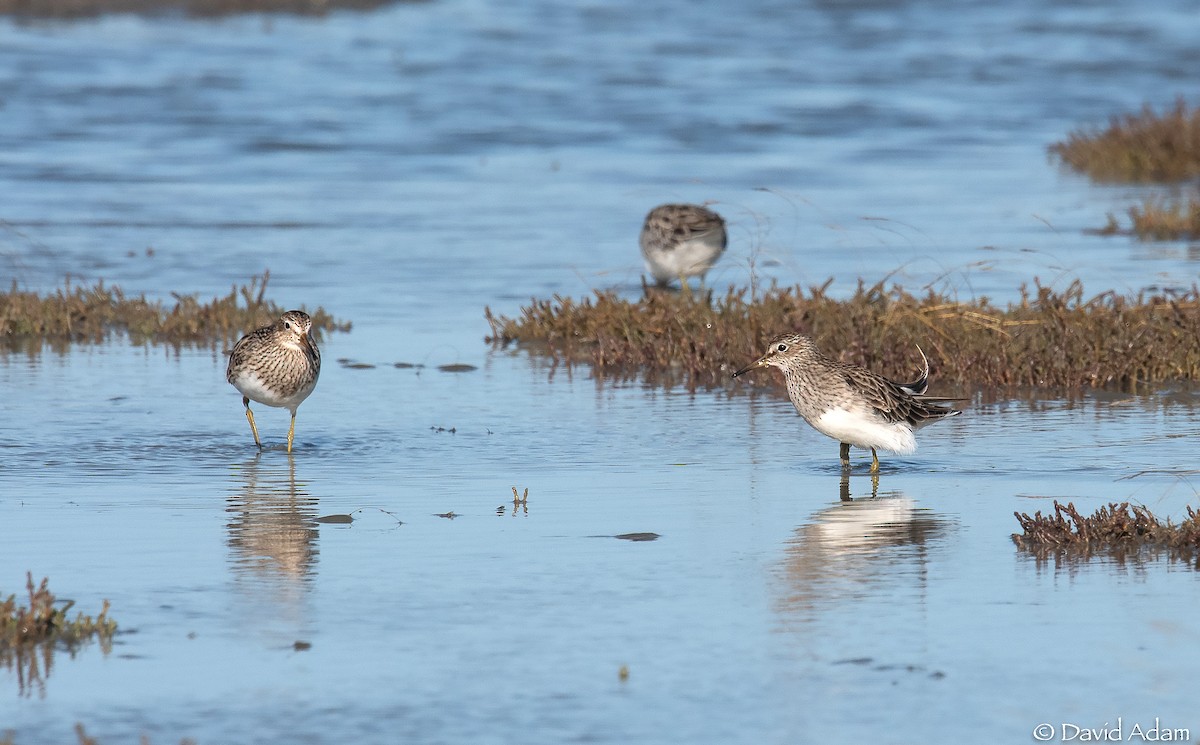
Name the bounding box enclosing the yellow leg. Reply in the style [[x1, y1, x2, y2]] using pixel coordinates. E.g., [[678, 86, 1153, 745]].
[[287, 411, 297, 453], [839, 442, 851, 468], [870, 448, 880, 474], [243, 397, 262, 449]]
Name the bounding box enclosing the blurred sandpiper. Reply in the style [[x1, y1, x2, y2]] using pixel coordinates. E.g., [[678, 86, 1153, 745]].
[[639, 203, 727, 290]]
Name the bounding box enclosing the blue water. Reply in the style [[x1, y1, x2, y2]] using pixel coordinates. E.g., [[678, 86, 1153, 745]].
[[3, 0, 1200, 742]]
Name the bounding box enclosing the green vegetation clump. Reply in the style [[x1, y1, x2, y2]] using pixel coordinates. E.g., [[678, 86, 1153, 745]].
[[485, 280, 1200, 392], [1098, 195, 1200, 240], [1, 574, 117, 697], [0, 574, 116, 647], [1013, 501, 1200, 564], [1050, 98, 1200, 182], [0, 271, 349, 353]]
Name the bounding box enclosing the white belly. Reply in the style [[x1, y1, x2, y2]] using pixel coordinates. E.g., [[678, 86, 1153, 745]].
[[810, 407, 917, 455], [230, 369, 315, 412], [645, 236, 724, 281]]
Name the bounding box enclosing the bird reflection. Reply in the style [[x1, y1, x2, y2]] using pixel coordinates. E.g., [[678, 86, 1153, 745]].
[[777, 474, 949, 620], [226, 453, 320, 632]]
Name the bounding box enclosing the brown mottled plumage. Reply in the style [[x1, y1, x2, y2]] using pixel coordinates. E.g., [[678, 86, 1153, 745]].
[[639, 203, 727, 288], [732, 332, 961, 473], [226, 310, 321, 453]]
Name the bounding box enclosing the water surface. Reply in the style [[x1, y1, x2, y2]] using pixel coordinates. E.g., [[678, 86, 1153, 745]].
[[3, 0, 1200, 742]]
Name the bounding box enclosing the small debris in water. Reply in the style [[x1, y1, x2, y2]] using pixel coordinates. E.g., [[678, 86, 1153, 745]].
[[613, 533, 660, 542], [618, 665, 629, 682], [293, 641, 312, 651], [316, 508, 403, 526], [437, 363, 478, 373], [509, 487, 529, 516], [338, 360, 376, 369], [393, 362, 425, 369], [430, 426, 456, 434], [435, 512, 458, 519], [831, 657, 943, 679]]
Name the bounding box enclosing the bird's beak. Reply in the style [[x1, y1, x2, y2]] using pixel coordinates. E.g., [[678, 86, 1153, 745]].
[[300, 333, 316, 356], [731, 355, 769, 379]]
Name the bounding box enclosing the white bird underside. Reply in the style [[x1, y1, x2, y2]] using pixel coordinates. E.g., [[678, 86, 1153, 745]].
[[644, 236, 724, 282], [811, 407, 918, 455], [230, 369, 315, 412]]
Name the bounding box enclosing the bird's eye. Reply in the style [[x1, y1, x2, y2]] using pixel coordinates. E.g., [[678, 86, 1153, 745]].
[[776, 343, 788, 352], [284, 322, 292, 330]]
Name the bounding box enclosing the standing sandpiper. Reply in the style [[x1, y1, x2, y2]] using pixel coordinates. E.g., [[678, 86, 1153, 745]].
[[226, 310, 321, 453], [639, 203, 727, 290], [732, 333, 961, 473]]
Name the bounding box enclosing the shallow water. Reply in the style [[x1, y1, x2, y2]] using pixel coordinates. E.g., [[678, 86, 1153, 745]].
[[3, 0, 1200, 742]]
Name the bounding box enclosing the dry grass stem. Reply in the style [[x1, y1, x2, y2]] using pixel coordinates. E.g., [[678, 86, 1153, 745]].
[[486, 280, 1200, 392]]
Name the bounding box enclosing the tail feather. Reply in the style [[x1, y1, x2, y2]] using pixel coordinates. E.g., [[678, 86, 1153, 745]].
[[897, 345, 931, 396]]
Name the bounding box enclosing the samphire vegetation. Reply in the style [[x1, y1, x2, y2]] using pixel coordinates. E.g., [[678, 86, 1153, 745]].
[[1053, 99, 1200, 240], [1013, 501, 1200, 565], [486, 280, 1200, 392], [1099, 195, 1200, 241], [1, 573, 115, 648], [2, 573, 118, 697], [1050, 98, 1200, 183], [0, 271, 349, 353]]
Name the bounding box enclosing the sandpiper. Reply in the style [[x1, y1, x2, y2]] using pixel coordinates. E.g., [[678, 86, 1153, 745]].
[[732, 332, 961, 472], [639, 203, 727, 290], [226, 310, 321, 453]]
